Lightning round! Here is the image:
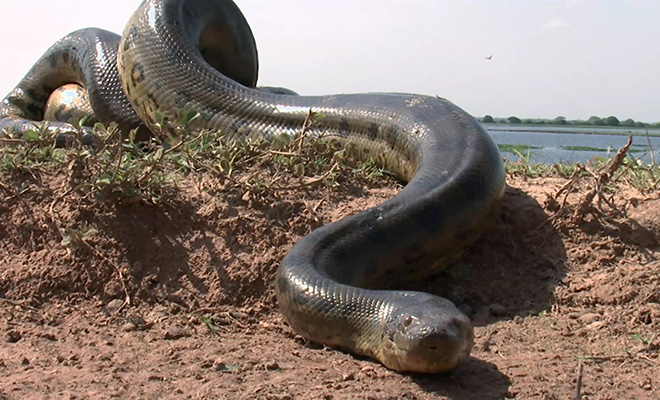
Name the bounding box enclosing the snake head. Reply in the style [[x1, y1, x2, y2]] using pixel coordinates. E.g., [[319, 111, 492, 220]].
[[380, 293, 474, 373]]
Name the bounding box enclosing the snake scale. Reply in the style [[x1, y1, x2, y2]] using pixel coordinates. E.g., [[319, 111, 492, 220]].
[[0, 0, 505, 372]]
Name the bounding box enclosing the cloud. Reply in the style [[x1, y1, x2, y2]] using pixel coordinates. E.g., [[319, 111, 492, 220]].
[[542, 18, 569, 29]]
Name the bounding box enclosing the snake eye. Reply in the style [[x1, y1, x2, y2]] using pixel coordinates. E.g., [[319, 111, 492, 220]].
[[401, 314, 412, 327]]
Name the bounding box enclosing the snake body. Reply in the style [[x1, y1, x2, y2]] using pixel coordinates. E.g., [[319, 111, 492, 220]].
[[0, 0, 505, 372]]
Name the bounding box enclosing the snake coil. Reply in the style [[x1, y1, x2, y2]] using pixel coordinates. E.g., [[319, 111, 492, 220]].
[[0, 0, 505, 372]]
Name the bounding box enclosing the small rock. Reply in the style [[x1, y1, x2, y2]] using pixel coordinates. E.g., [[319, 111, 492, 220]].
[[21, 357, 30, 366], [229, 311, 249, 320], [106, 299, 125, 313], [167, 300, 183, 314], [164, 327, 190, 340], [214, 360, 238, 372], [342, 372, 355, 381], [489, 304, 507, 317], [129, 316, 150, 330], [39, 332, 57, 341], [585, 321, 606, 331], [513, 315, 524, 324], [148, 305, 170, 323], [104, 281, 124, 299], [6, 330, 22, 343], [121, 323, 137, 332], [578, 313, 601, 324]]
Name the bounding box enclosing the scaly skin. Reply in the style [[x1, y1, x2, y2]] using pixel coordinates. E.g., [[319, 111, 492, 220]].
[[1, 0, 505, 373]]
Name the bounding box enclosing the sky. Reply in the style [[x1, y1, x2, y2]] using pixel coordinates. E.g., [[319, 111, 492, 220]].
[[0, 0, 658, 122]]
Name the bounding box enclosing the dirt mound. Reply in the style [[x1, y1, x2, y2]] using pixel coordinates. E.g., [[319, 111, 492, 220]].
[[1, 148, 659, 398]]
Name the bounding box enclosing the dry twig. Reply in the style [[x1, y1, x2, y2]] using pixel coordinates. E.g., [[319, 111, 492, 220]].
[[573, 361, 584, 400], [571, 135, 632, 223]]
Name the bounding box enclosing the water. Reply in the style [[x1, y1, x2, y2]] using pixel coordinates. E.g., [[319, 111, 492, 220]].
[[485, 125, 660, 165]]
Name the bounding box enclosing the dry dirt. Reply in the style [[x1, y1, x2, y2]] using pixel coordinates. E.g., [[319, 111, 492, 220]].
[[0, 155, 659, 400]]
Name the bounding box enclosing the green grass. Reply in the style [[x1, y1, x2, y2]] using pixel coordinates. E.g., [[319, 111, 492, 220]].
[[560, 145, 608, 152], [3, 116, 658, 209], [505, 155, 577, 177], [497, 143, 543, 154], [504, 146, 660, 191], [0, 114, 393, 207], [561, 145, 646, 153]]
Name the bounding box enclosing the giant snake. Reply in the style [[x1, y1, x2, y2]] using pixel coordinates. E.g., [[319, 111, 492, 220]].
[[0, 0, 505, 373]]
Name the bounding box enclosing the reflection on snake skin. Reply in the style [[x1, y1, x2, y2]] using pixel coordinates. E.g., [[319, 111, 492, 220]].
[[0, 0, 505, 373]]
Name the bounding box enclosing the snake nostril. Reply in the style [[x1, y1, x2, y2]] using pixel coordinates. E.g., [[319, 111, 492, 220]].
[[429, 346, 438, 351]]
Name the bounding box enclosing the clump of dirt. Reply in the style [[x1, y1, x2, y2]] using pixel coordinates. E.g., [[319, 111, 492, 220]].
[[0, 148, 659, 399]]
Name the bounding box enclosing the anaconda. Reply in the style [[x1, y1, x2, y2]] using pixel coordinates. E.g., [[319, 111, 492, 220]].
[[0, 0, 505, 373]]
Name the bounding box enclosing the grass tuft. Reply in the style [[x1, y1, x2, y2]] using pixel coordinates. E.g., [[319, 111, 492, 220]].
[[0, 112, 392, 208]]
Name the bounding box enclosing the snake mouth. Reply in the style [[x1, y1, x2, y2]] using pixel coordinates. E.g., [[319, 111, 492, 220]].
[[394, 324, 473, 372]]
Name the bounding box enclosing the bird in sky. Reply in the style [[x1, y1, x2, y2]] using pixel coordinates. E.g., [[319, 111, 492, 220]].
[[484, 54, 493, 60]]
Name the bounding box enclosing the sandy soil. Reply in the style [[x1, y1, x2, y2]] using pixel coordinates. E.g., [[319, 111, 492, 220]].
[[0, 155, 658, 399]]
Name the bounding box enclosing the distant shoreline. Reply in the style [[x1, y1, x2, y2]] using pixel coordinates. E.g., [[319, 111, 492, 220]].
[[483, 124, 660, 137]]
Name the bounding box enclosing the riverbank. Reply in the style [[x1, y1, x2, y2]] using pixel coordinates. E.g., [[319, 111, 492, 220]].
[[1, 137, 658, 399]]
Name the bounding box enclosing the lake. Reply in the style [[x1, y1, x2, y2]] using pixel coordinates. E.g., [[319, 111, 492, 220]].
[[485, 125, 660, 165]]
